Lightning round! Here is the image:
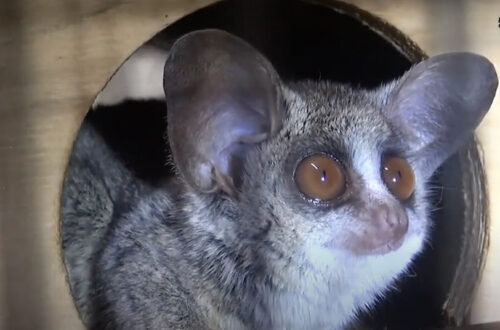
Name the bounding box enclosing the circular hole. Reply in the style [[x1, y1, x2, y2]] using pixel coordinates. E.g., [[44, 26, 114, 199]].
[[60, 1, 488, 329]]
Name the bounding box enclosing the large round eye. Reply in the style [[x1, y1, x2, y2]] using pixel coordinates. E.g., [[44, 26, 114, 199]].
[[382, 157, 415, 201], [294, 154, 345, 201]]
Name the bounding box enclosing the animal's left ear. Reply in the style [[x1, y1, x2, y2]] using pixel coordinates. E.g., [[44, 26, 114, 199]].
[[163, 29, 283, 194], [382, 52, 497, 176]]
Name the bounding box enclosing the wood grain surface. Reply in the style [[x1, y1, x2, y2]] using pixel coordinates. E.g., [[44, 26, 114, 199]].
[[0, 0, 498, 329]]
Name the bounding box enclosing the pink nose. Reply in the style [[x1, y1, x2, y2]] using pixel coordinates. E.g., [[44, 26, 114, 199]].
[[348, 203, 409, 255]]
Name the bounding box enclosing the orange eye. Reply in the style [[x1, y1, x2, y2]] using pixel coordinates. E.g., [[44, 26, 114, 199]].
[[382, 157, 415, 201], [294, 154, 345, 201]]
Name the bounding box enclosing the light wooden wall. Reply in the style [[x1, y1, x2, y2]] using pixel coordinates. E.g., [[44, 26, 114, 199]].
[[0, 0, 498, 329]]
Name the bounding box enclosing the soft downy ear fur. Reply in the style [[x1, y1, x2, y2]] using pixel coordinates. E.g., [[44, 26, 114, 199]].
[[163, 29, 283, 194], [382, 52, 498, 177]]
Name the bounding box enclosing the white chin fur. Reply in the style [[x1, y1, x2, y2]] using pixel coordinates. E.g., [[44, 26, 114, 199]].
[[92, 45, 168, 108], [272, 232, 425, 329]]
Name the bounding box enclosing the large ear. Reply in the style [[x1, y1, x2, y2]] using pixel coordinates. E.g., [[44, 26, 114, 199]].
[[163, 29, 283, 194], [383, 52, 498, 176]]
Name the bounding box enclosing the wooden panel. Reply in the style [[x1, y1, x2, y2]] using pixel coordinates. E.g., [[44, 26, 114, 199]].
[[0, 1, 216, 329], [0, 0, 498, 328]]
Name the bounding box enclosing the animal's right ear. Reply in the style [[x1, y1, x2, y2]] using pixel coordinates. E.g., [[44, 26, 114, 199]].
[[163, 29, 283, 194], [382, 52, 497, 177]]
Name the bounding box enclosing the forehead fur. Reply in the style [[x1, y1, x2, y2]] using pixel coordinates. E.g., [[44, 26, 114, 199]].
[[270, 80, 395, 163], [289, 81, 389, 134]]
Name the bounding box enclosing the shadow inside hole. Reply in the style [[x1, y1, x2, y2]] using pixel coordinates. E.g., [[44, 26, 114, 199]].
[[65, 0, 479, 329]]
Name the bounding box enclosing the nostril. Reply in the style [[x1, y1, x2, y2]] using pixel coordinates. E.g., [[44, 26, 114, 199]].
[[386, 212, 399, 229]]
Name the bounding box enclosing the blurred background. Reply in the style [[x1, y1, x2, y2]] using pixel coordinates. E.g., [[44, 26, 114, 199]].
[[0, 0, 499, 329]]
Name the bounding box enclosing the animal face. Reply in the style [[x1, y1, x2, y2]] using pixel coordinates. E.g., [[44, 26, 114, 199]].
[[234, 82, 427, 303]]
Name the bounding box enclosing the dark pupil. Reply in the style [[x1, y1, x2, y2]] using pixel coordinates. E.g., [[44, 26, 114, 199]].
[[321, 170, 327, 183], [393, 170, 402, 183]]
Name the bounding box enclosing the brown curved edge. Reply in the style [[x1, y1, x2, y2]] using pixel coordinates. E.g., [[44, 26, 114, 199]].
[[442, 138, 490, 325]]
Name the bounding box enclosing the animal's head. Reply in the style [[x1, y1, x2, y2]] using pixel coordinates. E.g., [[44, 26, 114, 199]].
[[164, 29, 497, 300]]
